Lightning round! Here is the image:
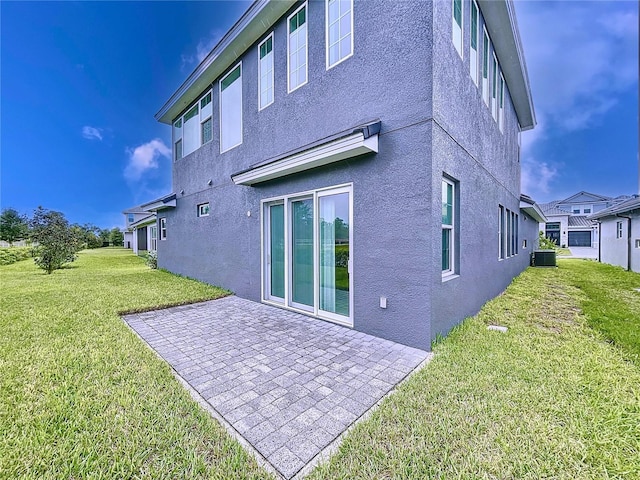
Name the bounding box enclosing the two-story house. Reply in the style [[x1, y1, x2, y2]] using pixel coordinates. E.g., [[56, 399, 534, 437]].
[[144, 0, 540, 350], [540, 191, 632, 248]]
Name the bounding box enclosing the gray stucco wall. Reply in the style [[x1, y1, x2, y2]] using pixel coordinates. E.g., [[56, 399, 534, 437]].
[[158, 0, 531, 350]]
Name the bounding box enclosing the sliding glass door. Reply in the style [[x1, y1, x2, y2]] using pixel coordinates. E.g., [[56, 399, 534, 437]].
[[262, 185, 352, 326], [318, 191, 350, 318]]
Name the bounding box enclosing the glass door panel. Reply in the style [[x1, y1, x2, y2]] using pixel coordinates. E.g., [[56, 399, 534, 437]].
[[319, 191, 350, 318], [268, 203, 285, 300], [291, 198, 314, 310]]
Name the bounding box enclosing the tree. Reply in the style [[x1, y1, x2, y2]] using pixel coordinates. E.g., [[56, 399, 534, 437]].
[[30, 207, 80, 274], [0, 208, 28, 245], [110, 227, 124, 247], [98, 228, 111, 246], [71, 223, 102, 249]]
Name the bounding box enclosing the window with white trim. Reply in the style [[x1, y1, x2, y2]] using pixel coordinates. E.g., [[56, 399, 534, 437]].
[[160, 218, 167, 240], [452, 0, 463, 57], [499, 205, 505, 259], [498, 73, 505, 131], [470, 0, 479, 84], [259, 34, 274, 110], [506, 208, 512, 257], [173, 119, 182, 160], [288, 4, 308, 92], [617, 221, 623, 238], [150, 225, 158, 252], [220, 63, 243, 153], [198, 202, 210, 217], [200, 92, 213, 144], [491, 54, 498, 121], [172, 89, 212, 160], [326, 0, 353, 68], [482, 28, 490, 106], [442, 177, 456, 276]]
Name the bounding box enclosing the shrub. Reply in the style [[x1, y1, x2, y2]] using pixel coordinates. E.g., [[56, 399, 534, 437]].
[[146, 251, 158, 269], [30, 207, 80, 274], [538, 231, 557, 250], [0, 247, 32, 266]]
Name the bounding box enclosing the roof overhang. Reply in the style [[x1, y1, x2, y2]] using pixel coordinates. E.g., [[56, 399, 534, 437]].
[[155, 0, 296, 124], [130, 214, 157, 229], [140, 193, 177, 212], [231, 122, 380, 186], [478, 0, 536, 131], [520, 195, 547, 223]]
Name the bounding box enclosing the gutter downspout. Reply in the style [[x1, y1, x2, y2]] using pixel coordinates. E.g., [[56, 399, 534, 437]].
[[596, 220, 602, 263], [616, 214, 632, 271]]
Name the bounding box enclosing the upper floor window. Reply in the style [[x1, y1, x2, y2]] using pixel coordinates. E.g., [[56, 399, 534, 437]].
[[259, 34, 274, 110], [220, 63, 243, 153], [326, 0, 353, 68], [288, 4, 308, 92], [442, 177, 456, 276], [172, 90, 212, 160], [498, 74, 505, 132], [491, 54, 498, 121], [482, 28, 490, 106], [470, 0, 479, 85], [127, 213, 134, 223], [452, 0, 463, 57]]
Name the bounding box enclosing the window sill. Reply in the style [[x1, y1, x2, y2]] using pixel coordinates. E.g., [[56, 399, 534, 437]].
[[442, 273, 459, 283]]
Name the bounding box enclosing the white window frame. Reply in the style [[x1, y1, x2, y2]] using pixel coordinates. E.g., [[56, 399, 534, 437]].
[[200, 91, 213, 145], [150, 225, 158, 252], [452, 0, 463, 58], [258, 33, 275, 111], [287, 3, 308, 93], [260, 183, 354, 327], [160, 218, 167, 240], [470, 0, 479, 85], [617, 221, 623, 239], [491, 53, 499, 121], [325, 0, 354, 70], [173, 118, 183, 161], [219, 62, 243, 153], [499, 205, 505, 260], [172, 89, 212, 160], [197, 202, 210, 217], [442, 177, 456, 277], [498, 73, 505, 132], [482, 28, 490, 107]]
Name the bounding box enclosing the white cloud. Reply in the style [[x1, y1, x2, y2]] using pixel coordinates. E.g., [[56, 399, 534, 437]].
[[82, 126, 103, 141], [521, 156, 558, 199], [517, 1, 638, 132], [181, 30, 223, 70], [124, 139, 170, 182]]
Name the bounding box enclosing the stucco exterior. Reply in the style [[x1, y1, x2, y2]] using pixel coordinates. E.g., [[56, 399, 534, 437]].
[[151, 0, 537, 350], [590, 197, 640, 272]]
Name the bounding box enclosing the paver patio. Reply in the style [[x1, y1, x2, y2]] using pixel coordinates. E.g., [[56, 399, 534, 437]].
[[124, 296, 429, 479]]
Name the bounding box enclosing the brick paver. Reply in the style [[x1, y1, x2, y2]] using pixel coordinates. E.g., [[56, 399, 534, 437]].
[[124, 296, 428, 479]]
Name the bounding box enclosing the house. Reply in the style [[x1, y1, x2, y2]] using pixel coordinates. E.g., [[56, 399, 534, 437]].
[[589, 195, 640, 272], [123, 195, 176, 254], [148, 0, 540, 350], [540, 191, 632, 248]]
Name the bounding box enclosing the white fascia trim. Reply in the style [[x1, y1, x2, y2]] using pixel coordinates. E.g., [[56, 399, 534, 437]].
[[143, 198, 177, 212], [232, 132, 378, 186], [520, 202, 547, 223]]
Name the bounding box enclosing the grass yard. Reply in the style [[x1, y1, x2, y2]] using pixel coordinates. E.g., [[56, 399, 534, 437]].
[[0, 249, 271, 479], [2, 251, 639, 479], [309, 259, 640, 479]]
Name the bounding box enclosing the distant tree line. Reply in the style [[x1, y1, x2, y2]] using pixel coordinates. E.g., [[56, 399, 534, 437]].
[[0, 207, 124, 274]]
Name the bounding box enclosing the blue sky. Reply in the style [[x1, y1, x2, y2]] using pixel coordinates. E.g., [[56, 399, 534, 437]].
[[1, 1, 637, 228]]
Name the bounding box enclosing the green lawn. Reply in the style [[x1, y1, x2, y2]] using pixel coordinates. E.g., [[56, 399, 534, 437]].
[[2, 251, 638, 479], [0, 249, 271, 479], [309, 259, 640, 479]]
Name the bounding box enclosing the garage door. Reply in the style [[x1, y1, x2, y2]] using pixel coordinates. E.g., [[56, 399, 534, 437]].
[[568, 231, 591, 247]]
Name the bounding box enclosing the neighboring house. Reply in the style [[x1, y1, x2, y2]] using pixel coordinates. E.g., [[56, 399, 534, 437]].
[[148, 0, 541, 350], [589, 196, 640, 272], [123, 194, 177, 255], [540, 192, 631, 248]]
